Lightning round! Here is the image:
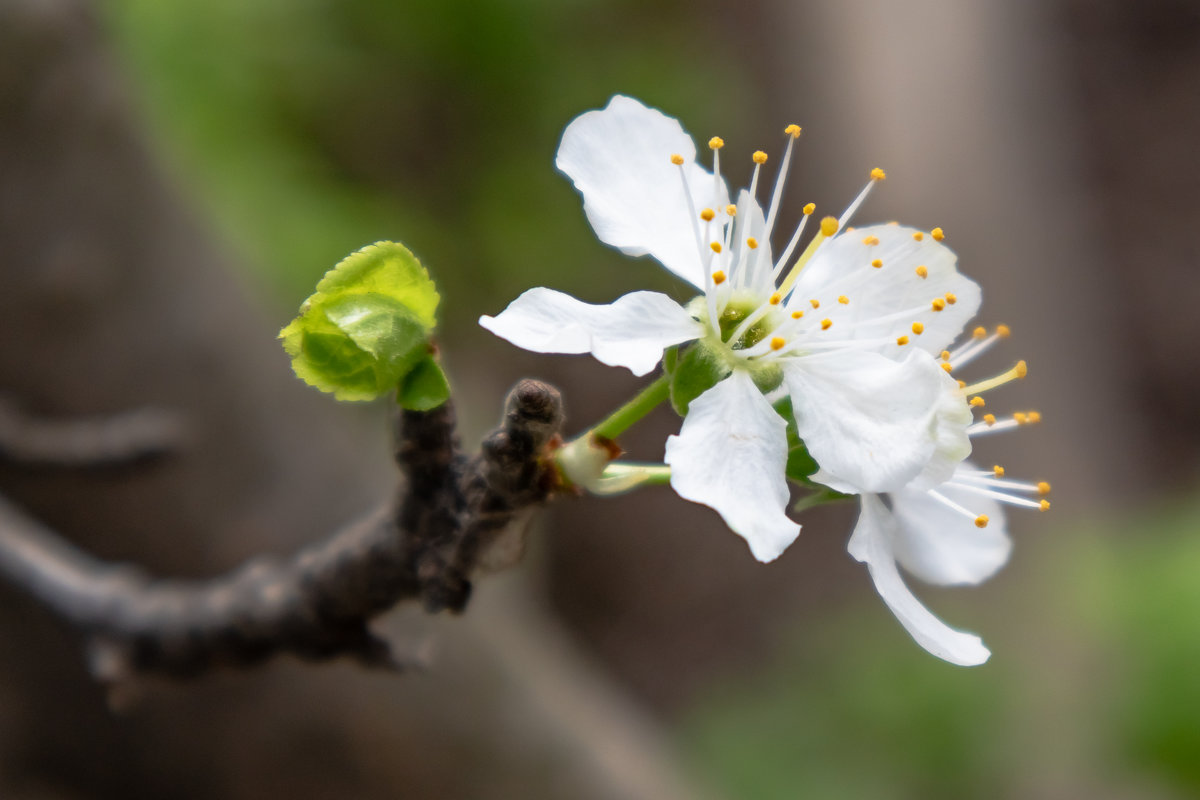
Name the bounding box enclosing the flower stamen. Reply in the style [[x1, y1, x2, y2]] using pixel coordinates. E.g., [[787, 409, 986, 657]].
[[961, 360, 1028, 395]]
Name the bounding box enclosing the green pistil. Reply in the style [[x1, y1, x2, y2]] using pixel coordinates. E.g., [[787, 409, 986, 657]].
[[717, 300, 772, 350]]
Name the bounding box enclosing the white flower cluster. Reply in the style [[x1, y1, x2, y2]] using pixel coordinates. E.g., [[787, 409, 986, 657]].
[[481, 96, 1048, 665]]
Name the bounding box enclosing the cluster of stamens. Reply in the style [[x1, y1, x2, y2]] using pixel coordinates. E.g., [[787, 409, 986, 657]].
[[670, 124, 1049, 530], [669, 127, 969, 365], [924, 324, 1049, 528]]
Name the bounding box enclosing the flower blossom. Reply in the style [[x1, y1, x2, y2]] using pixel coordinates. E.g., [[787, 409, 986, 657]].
[[481, 95, 981, 562], [847, 325, 1050, 665]]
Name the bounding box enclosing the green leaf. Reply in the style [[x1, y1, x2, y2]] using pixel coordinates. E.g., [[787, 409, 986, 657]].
[[668, 341, 731, 416], [398, 355, 451, 411], [314, 241, 439, 329], [279, 241, 441, 401]]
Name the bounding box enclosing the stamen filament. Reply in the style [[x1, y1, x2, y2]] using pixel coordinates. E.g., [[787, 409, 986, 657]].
[[779, 216, 838, 294], [771, 210, 813, 284], [674, 160, 707, 269], [761, 130, 798, 245], [947, 332, 1002, 370], [926, 489, 983, 523], [961, 361, 1028, 395], [944, 481, 1046, 510], [953, 474, 1047, 494], [838, 175, 879, 229]]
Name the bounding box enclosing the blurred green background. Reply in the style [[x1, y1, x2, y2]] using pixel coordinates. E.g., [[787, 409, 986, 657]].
[[93, 0, 1200, 797]]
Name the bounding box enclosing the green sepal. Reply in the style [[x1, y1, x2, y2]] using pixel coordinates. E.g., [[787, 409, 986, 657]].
[[279, 241, 441, 401], [662, 344, 679, 375], [751, 362, 784, 395], [667, 341, 731, 416], [792, 487, 854, 513], [776, 397, 819, 486], [775, 397, 853, 506], [397, 355, 451, 411]]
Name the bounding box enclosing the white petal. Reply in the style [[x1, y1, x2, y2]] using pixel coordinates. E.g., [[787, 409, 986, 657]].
[[890, 466, 1011, 586], [664, 371, 799, 562], [556, 95, 728, 290], [905, 375, 976, 492], [848, 494, 990, 666], [480, 288, 702, 377], [790, 224, 980, 355], [785, 349, 971, 494]]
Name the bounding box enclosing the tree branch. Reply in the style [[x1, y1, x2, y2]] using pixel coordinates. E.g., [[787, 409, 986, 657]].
[[0, 395, 187, 468], [0, 380, 563, 684]]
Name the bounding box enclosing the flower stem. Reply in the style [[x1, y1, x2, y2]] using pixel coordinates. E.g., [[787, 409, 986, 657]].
[[590, 375, 670, 440], [589, 462, 672, 495]]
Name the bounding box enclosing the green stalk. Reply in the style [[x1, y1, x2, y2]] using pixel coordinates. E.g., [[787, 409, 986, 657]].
[[590, 375, 670, 440], [588, 462, 672, 496]]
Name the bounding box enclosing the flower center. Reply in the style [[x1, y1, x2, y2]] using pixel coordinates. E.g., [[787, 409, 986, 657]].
[[717, 298, 777, 350]]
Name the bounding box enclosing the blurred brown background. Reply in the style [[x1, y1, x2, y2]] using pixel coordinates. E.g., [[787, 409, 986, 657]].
[[1, 0, 1198, 797]]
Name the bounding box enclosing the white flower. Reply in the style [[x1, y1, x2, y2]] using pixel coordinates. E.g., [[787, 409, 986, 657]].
[[481, 95, 981, 562], [847, 327, 1049, 665]]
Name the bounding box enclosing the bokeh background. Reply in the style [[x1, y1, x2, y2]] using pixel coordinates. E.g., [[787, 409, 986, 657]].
[[1, 0, 1198, 797]]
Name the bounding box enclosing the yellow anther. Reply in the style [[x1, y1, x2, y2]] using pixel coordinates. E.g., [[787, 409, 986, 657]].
[[932, 227, 945, 241], [712, 271, 727, 285], [769, 292, 782, 305], [970, 396, 985, 408], [993, 465, 1005, 477], [1039, 499, 1051, 512], [871, 259, 883, 268], [941, 362, 954, 373], [957, 380, 966, 388], [863, 235, 880, 246], [710, 242, 722, 253], [838, 295, 849, 305], [821, 318, 833, 330], [974, 515, 990, 529], [791, 310, 804, 319], [912, 321, 925, 335], [1015, 360, 1028, 378], [870, 167, 887, 181], [701, 208, 716, 222], [1037, 481, 1051, 495], [915, 265, 929, 278], [747, 237, 759, 249], [708, 136, 725, 150], [770, 336, 786, 350], [803, 202, 816, 215], [820, 216, 839, 236], [752, 150, 769, 164], [1014, 412, 1029, 424], [810, 299, 820, 309], [785, 124, 802, 138], [945, 293, 958, 304], [896, 336, 909, 346], [973, 326, 987, 339], [913, 231, 925, 242], [996, 324, 1011, 338], [670, 154, 685, 166], [932, 297, 946, 311], [725, 204, 737, 216], [1027, 411, 1042, 423], [983, 413, 996, 426], [940, 350, 951, 361]]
